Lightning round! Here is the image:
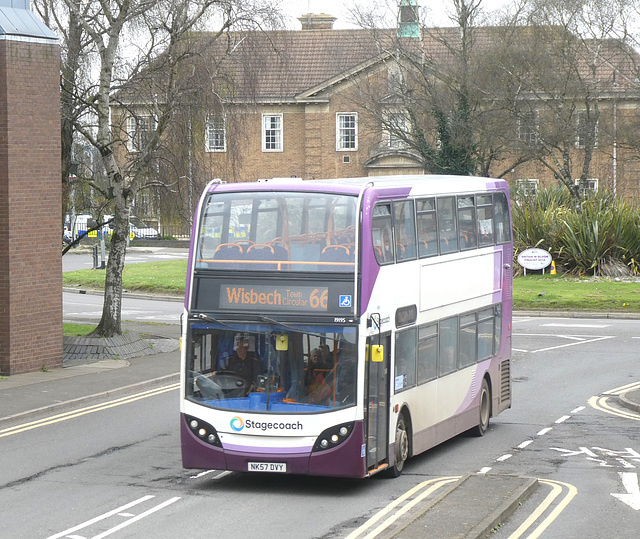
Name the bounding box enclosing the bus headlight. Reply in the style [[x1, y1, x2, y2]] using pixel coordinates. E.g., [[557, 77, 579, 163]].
[[185, 415, 222, 447], [312, 422, 355, 452]]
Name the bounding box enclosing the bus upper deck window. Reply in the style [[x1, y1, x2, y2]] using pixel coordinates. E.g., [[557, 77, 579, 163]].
[[437, 197, 458, 253], [372, 204, 394, 265], [393, 200, 417, 262]]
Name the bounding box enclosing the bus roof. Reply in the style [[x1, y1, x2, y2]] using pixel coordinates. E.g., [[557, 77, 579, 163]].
[[206, 175, 508, 198]]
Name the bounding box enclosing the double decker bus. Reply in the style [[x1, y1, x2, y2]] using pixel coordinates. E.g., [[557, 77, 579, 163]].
[[181, 175, 512, 478]]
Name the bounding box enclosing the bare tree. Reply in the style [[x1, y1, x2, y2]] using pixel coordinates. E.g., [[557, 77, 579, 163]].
[[503, 0, 634, 202], [41, 0, 282, 337], [348, 0, 532, 177]]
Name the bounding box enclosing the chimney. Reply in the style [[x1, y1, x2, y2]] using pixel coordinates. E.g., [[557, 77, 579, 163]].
[[298, 13, 337, 30]]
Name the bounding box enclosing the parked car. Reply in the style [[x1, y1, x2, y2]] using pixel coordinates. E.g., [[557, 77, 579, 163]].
[[129, 216, 159, 239]]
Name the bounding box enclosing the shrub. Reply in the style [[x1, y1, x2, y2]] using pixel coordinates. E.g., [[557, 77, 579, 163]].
[[512, 188, 640, 275]]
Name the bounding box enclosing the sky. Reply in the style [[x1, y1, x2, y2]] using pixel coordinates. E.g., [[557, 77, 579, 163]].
[[279, 0, 511, 30]]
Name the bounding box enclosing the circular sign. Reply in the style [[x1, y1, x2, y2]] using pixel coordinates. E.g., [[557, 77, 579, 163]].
[[517, 248, 552, 270]]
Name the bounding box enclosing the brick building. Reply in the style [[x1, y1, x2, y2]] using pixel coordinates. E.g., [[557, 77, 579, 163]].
[[114, 12, 640, 222], [0, 1, 62, 375]]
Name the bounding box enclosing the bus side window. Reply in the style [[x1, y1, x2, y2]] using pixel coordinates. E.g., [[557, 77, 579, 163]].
[[494, 193, 511, 244], [372, 203, 394, 265], [417, 198, 437, 258], [393, 200, 417, 261], [457, 196, 477, 250], [438, 316, 458, 377], [437, 197, 458, 253], [477, 307, 495, 360], [476, 194, 494, 246], [418, 324, 438, 384], [395, 327, 416, 392], [458, 313, 477, 369]]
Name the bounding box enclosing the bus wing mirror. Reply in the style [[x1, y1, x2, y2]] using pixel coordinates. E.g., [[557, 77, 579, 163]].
[[275, 334, 289, 351]]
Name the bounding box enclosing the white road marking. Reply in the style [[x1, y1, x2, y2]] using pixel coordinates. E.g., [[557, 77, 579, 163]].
[[555, 415, 571, 424], [611, 472, 640, 511], [91, 497, 181, 539], [537, 428, 553, 436], [47, 495, 181, 539], [518, 440, 534, 449], [478, 467, 492, 474], [512, 333, 614, 354], [46, 496, 155, 539], [497, 454, 513, 462], [542, 323, 610, 328]]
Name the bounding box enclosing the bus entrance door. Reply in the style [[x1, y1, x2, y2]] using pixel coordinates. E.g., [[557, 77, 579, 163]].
[[365, 333, 390, 472]]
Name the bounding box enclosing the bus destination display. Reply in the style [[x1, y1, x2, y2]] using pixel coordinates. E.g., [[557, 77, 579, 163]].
[[220, 284, 329, 312]]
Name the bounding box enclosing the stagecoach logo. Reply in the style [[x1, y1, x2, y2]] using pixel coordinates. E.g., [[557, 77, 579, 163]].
[[229, 416, 304, 432], [230, 416, 244, 432]]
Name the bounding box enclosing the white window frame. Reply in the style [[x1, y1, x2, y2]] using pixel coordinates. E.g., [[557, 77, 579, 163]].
[[336, 112, 358, 151], [262, 113, 283, 152], [517, 110, 539, 146], [126, 115, 155, 153], [516, 178, 539, 198], [205, 114, 226, 152], [126, 116, 137, 152], [574, 178, 598, 196], [384, 110, 409, 149], [575, 111, 598, 149]]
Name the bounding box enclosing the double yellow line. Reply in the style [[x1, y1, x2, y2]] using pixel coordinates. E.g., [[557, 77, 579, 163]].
[[344, 476, 576, 539], [507, 479, 577, 539], [589, 381, 640, 421], [344, 476, 461, 539], [0, 383, 179, 438]]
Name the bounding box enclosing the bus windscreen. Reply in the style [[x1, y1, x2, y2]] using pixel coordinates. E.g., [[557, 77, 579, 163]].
[[195, 192, 358, 272], [186, 324, 357, 413]]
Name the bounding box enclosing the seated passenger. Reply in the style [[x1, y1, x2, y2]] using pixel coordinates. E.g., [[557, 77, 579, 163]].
[[305, 348, 332, 405]]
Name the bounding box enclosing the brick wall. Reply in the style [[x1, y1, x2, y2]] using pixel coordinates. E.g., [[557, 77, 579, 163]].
[[0, 38, 62, 375]]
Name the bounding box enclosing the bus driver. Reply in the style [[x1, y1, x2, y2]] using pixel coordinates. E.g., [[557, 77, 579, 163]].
[[225, 333, 261, 393]]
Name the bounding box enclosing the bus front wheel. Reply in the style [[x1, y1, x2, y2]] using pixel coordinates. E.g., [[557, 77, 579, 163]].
[[386, 414, 409, 478], [471, 378, 491, 437]]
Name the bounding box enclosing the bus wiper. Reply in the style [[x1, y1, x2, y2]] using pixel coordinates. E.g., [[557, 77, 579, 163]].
[[258, 316, 330, 340], [259, 315, 304, 333], [191, 313, 238, 329]]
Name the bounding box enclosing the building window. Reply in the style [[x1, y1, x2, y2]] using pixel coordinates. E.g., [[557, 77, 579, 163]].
[[205, 115, 226, 152], [575, 111, 598, 149], [515, 178, 539, 199], [384, 110, 409, 149], [262, 114, 283, 152], [517, 111, 538, 147], [126, 115, 155, 152], [574, 178, 598, 197], [336, 113, 358, 151]]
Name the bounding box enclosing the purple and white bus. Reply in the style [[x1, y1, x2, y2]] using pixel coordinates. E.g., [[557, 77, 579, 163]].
[[180, 175, 512, 478]]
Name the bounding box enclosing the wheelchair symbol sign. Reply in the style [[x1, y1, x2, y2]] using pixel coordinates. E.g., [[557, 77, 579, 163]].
[[339, 295, 352, 308]]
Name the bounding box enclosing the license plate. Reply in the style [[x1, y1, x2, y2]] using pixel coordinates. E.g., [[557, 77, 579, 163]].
[[248, 462, 287, 473]]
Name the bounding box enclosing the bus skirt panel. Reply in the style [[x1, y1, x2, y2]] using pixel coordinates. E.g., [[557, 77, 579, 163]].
[[181, 415, 367, 478]]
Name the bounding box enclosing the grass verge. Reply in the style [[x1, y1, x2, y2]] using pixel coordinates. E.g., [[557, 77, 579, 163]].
[[63, 260, 188, 296], [63, 260, 640, 313], [514, 275, 640, 312], [63, 323, 97, 337]]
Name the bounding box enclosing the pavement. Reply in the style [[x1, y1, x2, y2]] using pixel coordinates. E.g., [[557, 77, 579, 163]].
[[0, 321, 181, 427], [1, 310, 639, 539]]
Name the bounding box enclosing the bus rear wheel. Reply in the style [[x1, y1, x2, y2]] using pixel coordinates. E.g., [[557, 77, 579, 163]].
[[386, 414, 409, 478], [471, 378, 491, 437]]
